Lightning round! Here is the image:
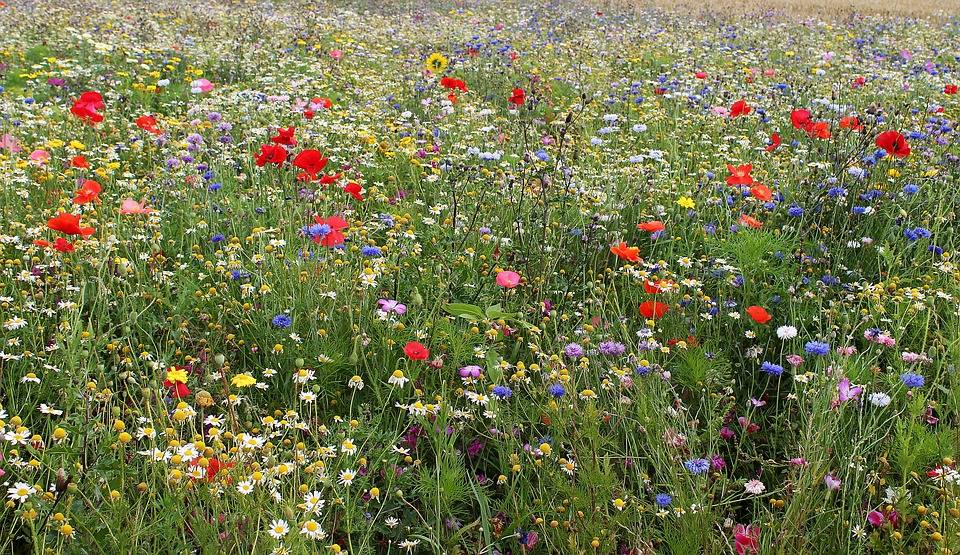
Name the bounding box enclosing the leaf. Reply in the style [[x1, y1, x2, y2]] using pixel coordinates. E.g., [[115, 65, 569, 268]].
[[443, 303, 485, 321], [486, 349, 502, 383], [485, 304, 504, 319]]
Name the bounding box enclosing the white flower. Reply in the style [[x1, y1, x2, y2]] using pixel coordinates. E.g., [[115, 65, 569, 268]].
[[399, 539, 421, 552], [384, 516, 400, 528], [388, 370, 408, 387], [338, 468, 356, 486], [869, 392, 891, 407], [340, 438, 357, 455], [299, 519, 326, 540], [237, 481, 255, 495], [38, 404, 63, 415], [776, 325, 798, 340], [7, 482, 35, 502], [267, 519, 289, 539], [303, 490, 326, 514]]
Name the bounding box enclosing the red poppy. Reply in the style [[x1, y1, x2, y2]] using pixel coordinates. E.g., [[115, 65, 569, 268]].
[[808, 121, 831, 139], [313, 215, 348, 247], [32, 239, 51, 248], [790, 109, 811, 129], [271, 127, 297, 146], [636, 220, 665, 233], [749, 184, 772, 202], [508, 88, 525, 106], [162, 379, 191, 399], [70, 91, 105, 125], [135, 115, 162, 135], [643, 279, 670, 294], [653, 87, 667, 95], [745, 305, 772, 324], [851, 76, 866, 89], [403, 340, 430, 360], [53, 238, 74, 252], [875, 130, 910, 158], [344, 182, 364, 201], [739, 214, 763, 229], [318, 172, 342, 185], [730, 99, 751, 118], [945, 84, 958, 95], [839, 116, 863, 132], [440, 77, 468, 92], [639, 300, 669, 320], [73, 180, 101, 204], [765, 133, 781, 152], [70, 155, 90, 168], [292, 149, 329, 181], [254, 144, 287, 166], [311, 97, 333, 109], [610, 242, 640, 262], [303, 109, 315, 120], [47, 213, 95, 236], [695, 71, 707, 79], [191, 457, 234, 482], [726, 164, 753, 186]]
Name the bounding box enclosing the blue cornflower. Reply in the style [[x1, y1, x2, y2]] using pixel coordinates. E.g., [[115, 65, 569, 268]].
[[208, 182, 222, 192], [361, 246, 383, 257], [900, 373, 924, 388], [272, 314, 292, 328], [655, 493, 672, 507], [211, 234, 226, 243], [760, 362, 784, 376], [787, 205, 804, 217], [903, 183, 919, 195], [492, 385, 513, 399], [684, 458, 710, 475], [805, 341, 830, 356], [547, 384, 566, 398]]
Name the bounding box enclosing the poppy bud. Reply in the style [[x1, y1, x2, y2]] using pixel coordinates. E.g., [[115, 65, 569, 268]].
[[349, 336, 361, 365], [214, 354, 226, 367], [294, 358, 305, 368], [411, 287, 424, 307]]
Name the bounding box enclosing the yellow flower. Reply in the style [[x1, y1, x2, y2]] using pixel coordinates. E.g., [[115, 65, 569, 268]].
[[677, 196, 695, 209], [231, 373, 257, 388], [165, 367, 188, 384], [425, 52, 448, 74]]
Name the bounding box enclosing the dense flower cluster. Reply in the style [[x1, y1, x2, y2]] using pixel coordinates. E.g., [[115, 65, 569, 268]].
[[0, 0, 958, 553]]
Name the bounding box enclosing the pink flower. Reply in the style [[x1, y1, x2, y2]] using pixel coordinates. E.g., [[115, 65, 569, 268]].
[[733, 524, 760, 555], [867, 510, 886, 527], [824, 473, 842, 491], [785, 354, 804, 367], [190, 78, 213, 93], [29, 149, 50, 164], [0, 133, 20, 153], [120, 199, 154, 215], [744, 479, 766, 495], [496, 270, 521, 289], [329, 49, 343, 60]]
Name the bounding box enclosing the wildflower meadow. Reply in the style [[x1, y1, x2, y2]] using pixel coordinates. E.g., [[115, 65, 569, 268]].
[[1, 0, 959, 553]]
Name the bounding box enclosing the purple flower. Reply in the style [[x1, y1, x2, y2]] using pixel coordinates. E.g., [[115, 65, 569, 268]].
[[564, 343, 584, 358]]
